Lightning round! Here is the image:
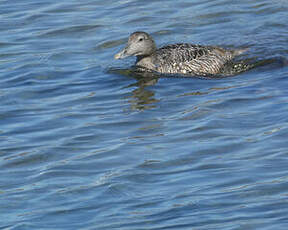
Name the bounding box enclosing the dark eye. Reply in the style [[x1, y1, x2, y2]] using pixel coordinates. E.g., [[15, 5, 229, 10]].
[[139, 38, 144, 42]]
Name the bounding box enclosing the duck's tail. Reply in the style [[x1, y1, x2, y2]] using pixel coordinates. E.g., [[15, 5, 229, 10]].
[[232, 47, 249, 57]]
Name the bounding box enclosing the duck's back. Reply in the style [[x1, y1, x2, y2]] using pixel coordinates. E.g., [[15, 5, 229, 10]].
[[151, 43, 244, 75]]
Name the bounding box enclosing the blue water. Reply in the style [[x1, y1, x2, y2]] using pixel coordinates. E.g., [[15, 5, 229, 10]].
[[1, 0, 288, 229]]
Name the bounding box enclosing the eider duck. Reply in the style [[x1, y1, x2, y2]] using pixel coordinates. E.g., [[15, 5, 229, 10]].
[[114, 31, 248, 76]]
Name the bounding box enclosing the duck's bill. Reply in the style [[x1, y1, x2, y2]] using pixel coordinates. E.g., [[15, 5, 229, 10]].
[[114, 48, 128, 59], [114, 48, 129, 59]]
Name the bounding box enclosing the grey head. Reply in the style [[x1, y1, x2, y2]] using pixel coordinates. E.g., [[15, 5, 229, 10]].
[[114, 31, 157, 59]]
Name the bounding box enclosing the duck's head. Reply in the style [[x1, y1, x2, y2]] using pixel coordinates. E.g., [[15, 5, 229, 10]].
[[114, 31, 156, 59]]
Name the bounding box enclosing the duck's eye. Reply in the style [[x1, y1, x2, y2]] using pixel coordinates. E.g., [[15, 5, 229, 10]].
[[139, 38, 144, 42]]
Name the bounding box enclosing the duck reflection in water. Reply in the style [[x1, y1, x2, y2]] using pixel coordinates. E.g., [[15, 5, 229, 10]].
[[117, 68, 160, 111]]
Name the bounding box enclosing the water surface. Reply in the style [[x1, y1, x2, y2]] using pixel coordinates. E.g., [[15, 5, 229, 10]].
[[0, 0, 288, 229]]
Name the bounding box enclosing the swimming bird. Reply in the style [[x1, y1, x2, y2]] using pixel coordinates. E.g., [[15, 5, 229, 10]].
[[114, 31, 248, 76]]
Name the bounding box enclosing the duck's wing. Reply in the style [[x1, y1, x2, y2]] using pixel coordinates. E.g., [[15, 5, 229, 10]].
[[155, 44, 245, 75]]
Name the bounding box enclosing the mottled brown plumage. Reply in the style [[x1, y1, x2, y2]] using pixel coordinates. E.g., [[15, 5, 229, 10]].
[[114, 31, 248, 76]]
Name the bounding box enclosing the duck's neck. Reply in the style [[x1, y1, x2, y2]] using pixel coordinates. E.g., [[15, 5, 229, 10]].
[[136, 55, 156, 70]]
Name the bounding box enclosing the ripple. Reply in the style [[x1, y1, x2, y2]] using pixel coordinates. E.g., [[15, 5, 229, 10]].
[[38, 24, 103, 38]]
